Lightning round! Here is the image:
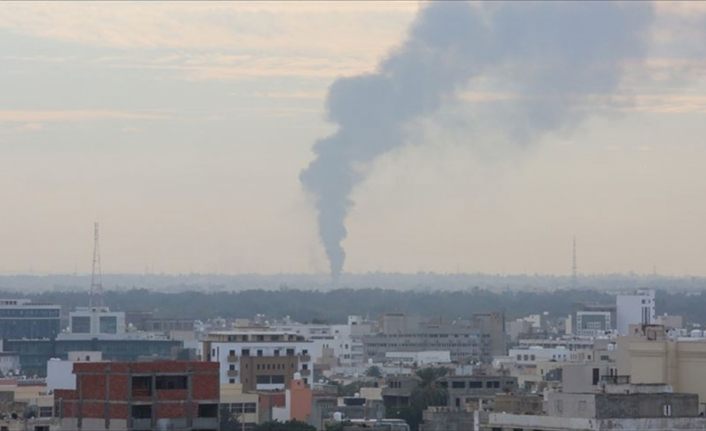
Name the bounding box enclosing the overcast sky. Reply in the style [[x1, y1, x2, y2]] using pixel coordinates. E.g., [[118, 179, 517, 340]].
[[1, 2, 705, 276]]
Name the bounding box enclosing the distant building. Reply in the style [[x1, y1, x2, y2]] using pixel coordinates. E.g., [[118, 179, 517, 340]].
[[484, 385, 706, 430], [382, 375, 421, 408], [202, 330, 314, 390], [54, 360, 220, 431], [5, 310, 182, 376], [616, 289, 655, 335], [68, 306, 126, 336], [0, 298, 60, 340], [440, 374, 518, 409], [364, 314, 486, 364], [572, 302, 616, 336]]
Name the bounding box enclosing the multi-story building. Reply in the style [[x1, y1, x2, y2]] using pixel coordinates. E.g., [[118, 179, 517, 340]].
[[363, 315, 486, 364], [54, 361, 220, 431], [202, 330, 314, 390], [4, 307, 182, 376], [440, 374, 518, 409], [572, 302, 616, 336], [616, 289, 655, 335], [0, 298, 61, 340], [483, 384, 706, 430], [617, 324, 706, 410]]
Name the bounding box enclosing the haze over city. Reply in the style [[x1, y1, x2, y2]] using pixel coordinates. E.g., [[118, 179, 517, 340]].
[[1, 2, 706, 277]]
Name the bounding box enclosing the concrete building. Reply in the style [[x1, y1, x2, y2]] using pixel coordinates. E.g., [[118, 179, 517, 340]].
[[202, 329, 314, 390], [68, 306, 126, 336], [364, 315, 487, 364], [485, 383, 706, 430], [471, 312, 507, 357], [616, 289, 655, 335], [440, 374, 518, 409], [617, 324, 706, 410], [571, 303, 616, 336], [0, 299, 61, 341], [382, 375, 420, 408], [219, 383, 258, 430], [54, 360, 220, 431], [0, 377, 59, 430]]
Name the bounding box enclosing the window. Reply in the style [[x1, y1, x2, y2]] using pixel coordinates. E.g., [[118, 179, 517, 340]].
[[578, 400, 587, 412], [468, 381, 482, 389], [229, 378, 235, 384], [131, 405, 152, 419], [274, 349, 280, 357], [71, 316, 91, 334], [242, 349, 250, 356], [99, 316, 117, 334], [39, 406, 53, 417], [198, 404, 218, 418], [271, 375, 285, 384], [287, 348, 295, 356], [229, 349, 235, 356], [132, 376, 153, 396], [451, 381, 465, 389], [257, 350, 263, 357], [155, 375, 188, 390], [592, 368, 600, 386], [229, 364, 235, 371]]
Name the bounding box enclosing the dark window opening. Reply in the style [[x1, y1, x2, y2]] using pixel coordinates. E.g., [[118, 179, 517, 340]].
[[132, 376, 153, 396], [131, 405, 152, 419], [592, 368, 600, 386], [156, 375, 188, 390], [198, 403, 218, 418]]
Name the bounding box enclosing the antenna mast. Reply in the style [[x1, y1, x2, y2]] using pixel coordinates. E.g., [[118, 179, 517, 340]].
[[90, 222, 103, 307]]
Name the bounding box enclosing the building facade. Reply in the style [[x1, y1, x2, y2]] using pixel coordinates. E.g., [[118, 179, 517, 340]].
[[203, 330, 314, 390], [0, 299, 60, 340], [54, 361, 220, 431]]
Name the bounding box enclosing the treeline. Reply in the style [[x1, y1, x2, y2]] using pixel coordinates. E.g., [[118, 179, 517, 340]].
[[1, 287, 704, 324]]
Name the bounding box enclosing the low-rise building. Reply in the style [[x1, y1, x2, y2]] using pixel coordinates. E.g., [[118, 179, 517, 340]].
[[54, 360, 220, 431]]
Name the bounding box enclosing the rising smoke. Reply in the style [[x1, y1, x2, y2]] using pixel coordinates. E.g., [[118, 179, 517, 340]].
[[300, 2, 653, 281]]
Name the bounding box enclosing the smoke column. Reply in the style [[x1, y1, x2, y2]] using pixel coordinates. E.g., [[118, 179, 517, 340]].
[[300, 2, 653, 281]]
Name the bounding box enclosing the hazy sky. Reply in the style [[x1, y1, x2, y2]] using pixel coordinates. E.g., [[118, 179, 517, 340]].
[[1, 2, 705, 276]]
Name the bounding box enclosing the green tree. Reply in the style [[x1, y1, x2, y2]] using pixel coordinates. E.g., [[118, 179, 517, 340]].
[[365, 365, 382, 378]]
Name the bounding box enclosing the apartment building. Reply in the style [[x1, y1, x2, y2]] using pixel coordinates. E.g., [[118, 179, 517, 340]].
[[203, 330, 314, 390]]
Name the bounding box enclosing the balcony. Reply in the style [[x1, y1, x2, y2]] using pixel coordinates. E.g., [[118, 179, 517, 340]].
[[227, 355, 239, 363], [299, 369, 311, 377], [228, 370, 239, 377], [299, 354, 311, 362], [600, 375, 630, 385]]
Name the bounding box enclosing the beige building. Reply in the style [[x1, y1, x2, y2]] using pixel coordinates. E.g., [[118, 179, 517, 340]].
[[220, 383, 259, 428], [617, 325, 706, 410]]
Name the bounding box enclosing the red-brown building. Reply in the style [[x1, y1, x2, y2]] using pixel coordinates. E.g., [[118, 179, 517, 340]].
[[54, 361, 219, 431]]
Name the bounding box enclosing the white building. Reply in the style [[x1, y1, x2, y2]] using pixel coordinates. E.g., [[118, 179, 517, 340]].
[[616, 290, 655, 335], [68, 306, 126, 336], [203, 329, 314, 389]]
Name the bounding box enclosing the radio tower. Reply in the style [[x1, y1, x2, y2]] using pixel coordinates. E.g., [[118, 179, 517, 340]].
[[572, 236, 577, 289], [90, 222, 103, 308]]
